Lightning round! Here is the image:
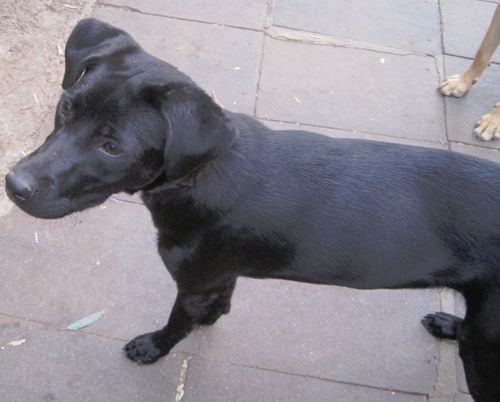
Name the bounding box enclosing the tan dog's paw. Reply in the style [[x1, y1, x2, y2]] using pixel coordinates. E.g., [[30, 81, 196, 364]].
[[474, 103, 500, 141], [439, 73, 476, 97]]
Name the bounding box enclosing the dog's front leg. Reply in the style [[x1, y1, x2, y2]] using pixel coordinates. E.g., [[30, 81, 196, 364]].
[[440, 3, 500, 98], [124, 280, 236, 364]]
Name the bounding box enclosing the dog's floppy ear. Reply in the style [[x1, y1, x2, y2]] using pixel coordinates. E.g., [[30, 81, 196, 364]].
[[144, 83, 237, 182], [62, 18, 136, 89]]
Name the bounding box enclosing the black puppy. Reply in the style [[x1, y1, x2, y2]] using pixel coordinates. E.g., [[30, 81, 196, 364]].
[[5, 19, 500, 401]]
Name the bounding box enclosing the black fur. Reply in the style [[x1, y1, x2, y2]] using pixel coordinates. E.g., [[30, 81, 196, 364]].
[[5, 19, 500, 401]]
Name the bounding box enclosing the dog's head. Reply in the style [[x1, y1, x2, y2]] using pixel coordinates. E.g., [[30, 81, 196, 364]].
[[5, 19, 236, 218]]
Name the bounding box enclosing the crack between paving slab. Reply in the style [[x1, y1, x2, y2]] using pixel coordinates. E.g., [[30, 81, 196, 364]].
[[437, 0, 452, 147], [190, 353, 428, 398], [431, 340, 459, 399], [0, 312, 129, 343], [263, 0, 276, 29], [431, 53, 451, 150], [428, 289, 458, 399], [449, 140, 500, 152], [442, 52, 500, 67], [0, 312, 54, 328], [253, 0, 275, 116], [97, 2, 264, 33], [253, 35, 267, 117], [258, 117, 449, 147], [437, 0, 446, 61], [432, 54, 445, 83], [265, 25, 419, 56], [97, 1, 143, 15]]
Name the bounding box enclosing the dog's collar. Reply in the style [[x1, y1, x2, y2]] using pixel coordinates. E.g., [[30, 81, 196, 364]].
[[146, 163, 206, 195], [146, 177, 193, 194]]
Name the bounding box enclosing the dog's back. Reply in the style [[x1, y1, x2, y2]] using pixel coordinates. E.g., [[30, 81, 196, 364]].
[[203, 123, 500, 291]]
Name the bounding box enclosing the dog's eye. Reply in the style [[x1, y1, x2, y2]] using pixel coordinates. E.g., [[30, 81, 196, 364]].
[[60, 100, 72, 116], [101, 141, 123, 156]]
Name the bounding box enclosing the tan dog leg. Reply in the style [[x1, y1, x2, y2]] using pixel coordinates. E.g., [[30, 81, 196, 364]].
[[440, 3, 500, 140], [440, 3, 500, 98]]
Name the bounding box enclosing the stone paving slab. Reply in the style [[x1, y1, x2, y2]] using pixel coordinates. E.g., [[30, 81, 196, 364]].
[[0, 199, 199, 355], [0, 315, 184, 402], [444, 55, 500, 149], [441, 0, 500, 63], [94, 6, 263, 115], [257, 38, 446, 142], [198, 278, 439, 394], [103, 0, 269, 29], [184, 356, 426, 402], [273, 0, 441, 54]]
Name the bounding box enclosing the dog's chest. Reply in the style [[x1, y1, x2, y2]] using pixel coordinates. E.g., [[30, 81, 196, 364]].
[[142, 190, 220, 247]]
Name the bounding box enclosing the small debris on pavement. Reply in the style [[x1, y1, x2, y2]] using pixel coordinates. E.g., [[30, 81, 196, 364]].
[[8, 339, 26, 347], [175, 356, 191, 402], [66, 310, 107, 331], [33, 232, 39, 245], [32, 92, 40, 107]]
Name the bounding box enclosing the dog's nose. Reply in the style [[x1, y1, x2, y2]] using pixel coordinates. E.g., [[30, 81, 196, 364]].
[[5, 171, 37, 201]]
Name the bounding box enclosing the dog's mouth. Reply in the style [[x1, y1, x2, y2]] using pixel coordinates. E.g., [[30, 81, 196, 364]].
[[7, 191, 70, 219], [6, 189, 110, 219], [5, 171, 111, 219]]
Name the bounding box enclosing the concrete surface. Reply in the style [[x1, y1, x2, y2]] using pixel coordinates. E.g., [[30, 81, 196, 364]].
[[3, 0, 500, 401], [0, 0, 97, 217]]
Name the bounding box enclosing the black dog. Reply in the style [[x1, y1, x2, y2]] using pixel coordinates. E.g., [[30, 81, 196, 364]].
[[5, 19, 500, 401]]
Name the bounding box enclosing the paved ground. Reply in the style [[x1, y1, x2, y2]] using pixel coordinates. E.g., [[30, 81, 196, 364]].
[[2, 1, 500, 401]]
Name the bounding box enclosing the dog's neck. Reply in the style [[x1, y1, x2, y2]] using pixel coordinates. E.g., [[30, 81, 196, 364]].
[[193, 146, 259, 209]]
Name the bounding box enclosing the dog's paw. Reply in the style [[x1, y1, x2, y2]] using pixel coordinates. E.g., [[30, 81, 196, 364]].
[[474, 103, 500, 141], [124, 332, 167, 364], [421, 312, 462, 340], [439, 73, 475, 97]]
